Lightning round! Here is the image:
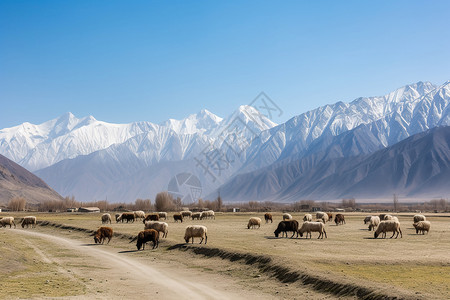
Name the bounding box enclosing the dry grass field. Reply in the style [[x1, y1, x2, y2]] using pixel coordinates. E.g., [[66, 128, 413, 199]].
[[1, 211, 449, 299]]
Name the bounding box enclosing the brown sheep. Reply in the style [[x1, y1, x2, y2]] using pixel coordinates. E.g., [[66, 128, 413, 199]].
[[136, 229, 159, 250], [21, 216, 37, 228], [94, 227, 113, 244], [274, 220, 299, 238], [119, 212, 135, 223], [264, 213, 273, 223], [173, 214, 183, 223], [327, 213, 333, 222], [143, 214, 160, 223], [334, 214, 345, 225]]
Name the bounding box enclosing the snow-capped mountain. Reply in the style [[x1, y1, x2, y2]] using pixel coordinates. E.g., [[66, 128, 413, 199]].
[[0, 107, 267, 171], [2, 80, 450, 203]]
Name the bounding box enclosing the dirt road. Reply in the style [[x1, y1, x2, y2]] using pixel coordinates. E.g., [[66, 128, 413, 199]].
[[13, 229, 273, 299]]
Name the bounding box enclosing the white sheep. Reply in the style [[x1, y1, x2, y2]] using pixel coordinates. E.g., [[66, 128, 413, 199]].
[[101, 213, 112, 224], [298, 221, 327, 239], [374, 220, 402, 239], [413, 214, 426, 223], [144, 221, 169, 238], [303, 214, 312, 222], [247, 217, 261, 229], [384, 214, 393, 220], [158, 212, 168, 220], [314, 219, 325, 223], [134, 210, 145, 220], [413, 221, 431, 235], [200, 210, 215, 220], [21, 216, 36, 228], [184, 225, 207, 244], [282, 213, 292, 220], [0, 217, 16, 228], [316, 212, 327, 223], [367, 216, 380, 231]]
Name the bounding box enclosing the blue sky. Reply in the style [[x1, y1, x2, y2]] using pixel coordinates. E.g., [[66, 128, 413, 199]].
[[0, 1, 449, 128]]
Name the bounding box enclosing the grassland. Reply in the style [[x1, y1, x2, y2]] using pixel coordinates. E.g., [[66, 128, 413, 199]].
[[1, 211, 449, 299]]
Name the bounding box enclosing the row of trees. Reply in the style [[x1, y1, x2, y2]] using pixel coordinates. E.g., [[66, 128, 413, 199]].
[[3, 193, 449, 213]]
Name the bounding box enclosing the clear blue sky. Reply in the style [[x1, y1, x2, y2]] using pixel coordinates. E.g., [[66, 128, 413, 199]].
[[1, 1, 449, 128]]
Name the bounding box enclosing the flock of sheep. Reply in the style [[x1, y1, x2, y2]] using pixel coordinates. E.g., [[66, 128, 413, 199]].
[[0, 211, 432, 251], [95, 210, 210, 250], [245, 212, 431, 240], [0, 216, 36, 228]]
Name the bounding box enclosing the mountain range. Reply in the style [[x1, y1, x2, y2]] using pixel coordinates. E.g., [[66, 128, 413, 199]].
[[1, 80, 449, 203]]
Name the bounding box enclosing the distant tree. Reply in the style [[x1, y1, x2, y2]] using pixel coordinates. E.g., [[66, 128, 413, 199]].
[[8, 197, 26, 211], [393, 194, 399, 212], [216, 192, 223, 212], [155, 192, 175, 211], [134, 198, 152, 211]]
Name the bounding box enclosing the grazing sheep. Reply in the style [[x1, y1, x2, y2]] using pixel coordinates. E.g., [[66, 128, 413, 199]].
[[134, 210, 145, 220], [101, 213, 112, 224], [298, 221, 327, 239], [158, 212, 168, 220], [413, 214, 426, 223], [247, 217, 261, 229], [136, 229, 159, 250], [334, 214, 345, 225], [191, 212, 201, 220], [364, 216, 372, 224], [173, 214, 183, 223], [143, 214, 159, 223], [282, 213, 292, 220], [303, 214, 313, 222], [374, 220, 402, 239], [115, 213, 121, 223], [316, 212, 327, 223], [144, 221, 169, 238], [181, 211, 192, 219], [0, 217, 16, 228], [118, 212, 135, 223], [274, 220, 299, 238], [367, 216, 380, 231], [184, 225, 208, 244], [326, 213, 333, 222], [264, 213, 273, 223], [200, 210, 215, 220], [413, 221, 431, 235], [21, 216, 37, 228], [94, 227, 113, 244]]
